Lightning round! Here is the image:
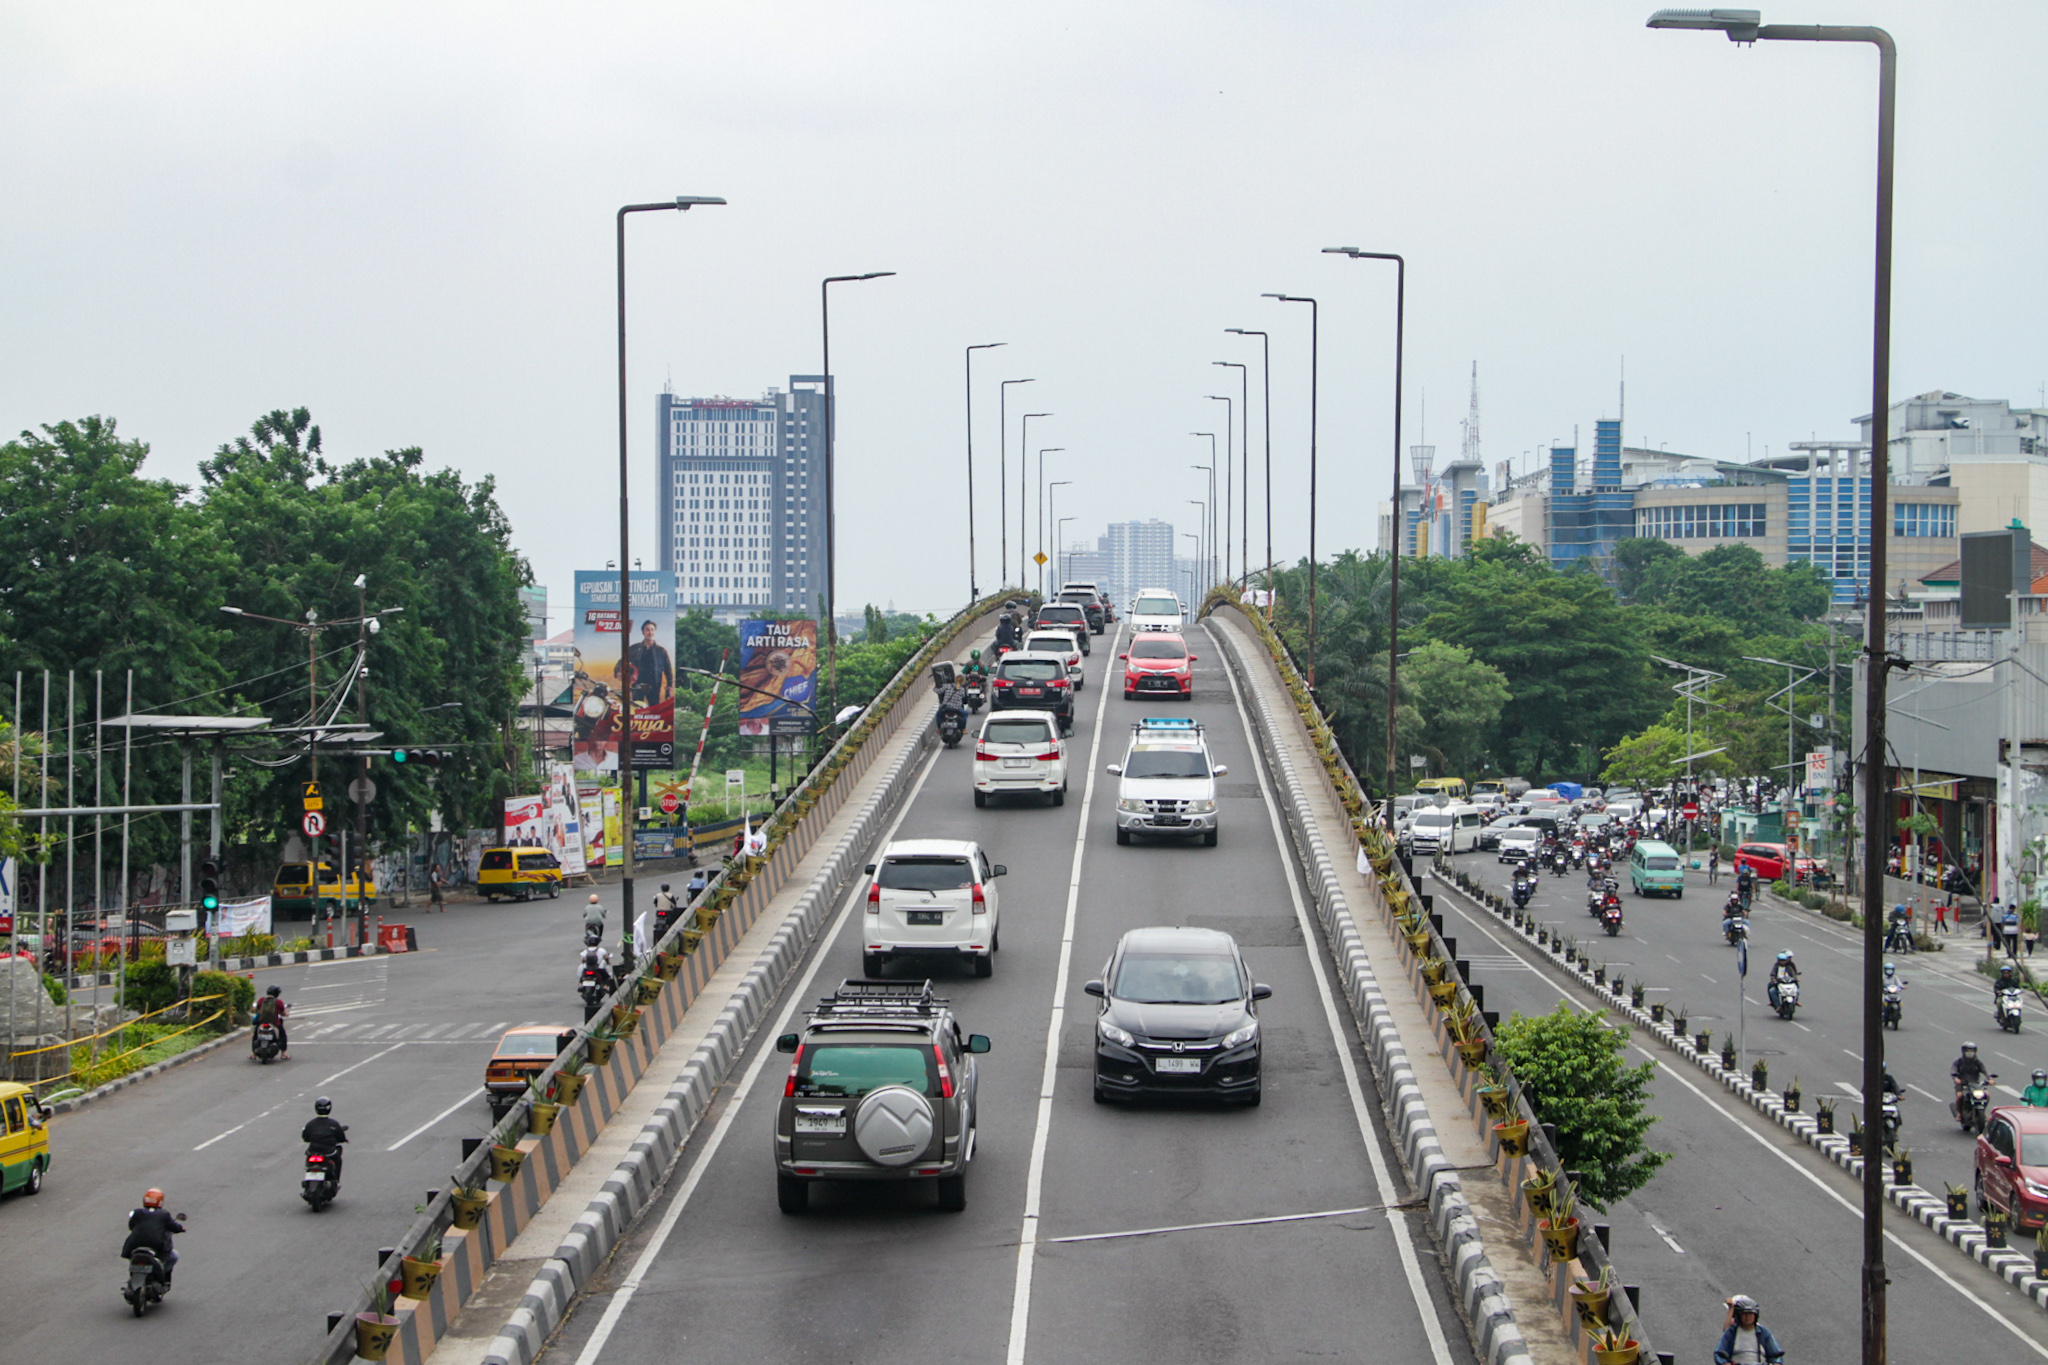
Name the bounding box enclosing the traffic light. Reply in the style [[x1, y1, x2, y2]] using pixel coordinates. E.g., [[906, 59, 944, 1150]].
[[393, 748, 452, 767], [198, 859, 221, 913]]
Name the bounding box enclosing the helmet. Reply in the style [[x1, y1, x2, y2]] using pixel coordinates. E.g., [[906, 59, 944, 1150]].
[[588, 893, 601, 905], [2034, 1070, 2046, 1084], [1776, 951, 1793, 962], [314, 1097, 332, 1116], [1730, 1295, 1760, 1316], [266, 984, 282, 998], [142, 1188, 165, 1209], [1963, 1042, 1979, 1055], [660, 884, 670, 892], [970, 649, 981, 660], [1883, 960, 1897, 976]]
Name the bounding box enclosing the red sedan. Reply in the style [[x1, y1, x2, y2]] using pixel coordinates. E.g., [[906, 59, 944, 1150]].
[[1121, 633, 1194, 700], [1732, 842, 1821, 883], [1977, 1106, 2048, 1230]]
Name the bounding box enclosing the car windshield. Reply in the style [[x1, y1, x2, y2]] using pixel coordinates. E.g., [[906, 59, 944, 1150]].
[[983, 719, 1053, 746], [795, 1044, 938, 1098], [1645, 856, 1680, 870], [1002, 660, 1062, 681], [1130, 638, 1185, 660], [1134, 596, 1178, 615], [1122, 748, 1209, 778], [879, 856, 973, 891], [1113, 952, 1242, 1005], [496, 1034, 563, 1057]]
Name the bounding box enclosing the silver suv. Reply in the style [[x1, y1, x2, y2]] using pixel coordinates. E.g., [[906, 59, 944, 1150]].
[[773, 980, 991, 1214]]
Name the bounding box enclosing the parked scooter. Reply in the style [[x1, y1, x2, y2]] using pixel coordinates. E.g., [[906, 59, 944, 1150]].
[[1997, 986, 2025, 1034]]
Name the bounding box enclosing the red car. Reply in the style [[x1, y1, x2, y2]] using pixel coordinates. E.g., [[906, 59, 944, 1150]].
[[1732, 842, 1821, 883], [1977, 1106, 2048, 1230], [1121, 633, 1195, 700]]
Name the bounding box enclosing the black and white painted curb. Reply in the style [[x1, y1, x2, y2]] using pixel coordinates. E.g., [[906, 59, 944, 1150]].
[[66, 942, 389, 992], [1213, 622, 1532, 1365], [1428, 866, 2048, 1314], [47, 1028, 251, 1113], [477, 724, 937, 1365]]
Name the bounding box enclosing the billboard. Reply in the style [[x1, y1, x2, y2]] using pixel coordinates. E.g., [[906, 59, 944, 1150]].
[[572, 570, 677, 771], [737, 618, 819, 736]]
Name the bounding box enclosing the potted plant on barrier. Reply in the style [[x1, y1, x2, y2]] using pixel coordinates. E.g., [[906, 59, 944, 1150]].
[[1847, 1113, 1865, 1157], [636, 973, 663, 1005], [1892, 1147, 1913, 1185], [1782, 1076, 1801, 1111], [1474, 1066, 1513, 1122], [586, 1031, 619, 1067], [526, 1077, 561, 1138], [1493, 1112, 1531, 1157], [1986, 1202, 2009, 1248], [553, 1055, 590, 1106], [1567, 1265, 1613, 1330], [1946, 1182, 1970, 1220], [1538, 1179, 1582, 1262], [449, 1178, 489, 1230], [1520, 1165, 1558, 1220], [488, 1116, 526, 1183], [356, 1277, 402, 1361], [400, 1222, 445, 1299], [1629, 982, 1646, 1009], [1720, 1038, 1738, 1071], [1587, 1321, 1642, 1365], [1446, 1002, 1488, 1067], [1592, 963, 1607, 986], [1648, 1000, 1664, 1023], [1672, 1004, 1689, 1037], [2034, 1221, 2048, 1278], [1694, 1027, 1712, 1055], [1814, 1096, 1836, 1134], [1751, 1057, 1768, 1092]]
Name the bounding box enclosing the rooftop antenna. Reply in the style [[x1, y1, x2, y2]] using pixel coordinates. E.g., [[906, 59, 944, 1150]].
[[1461, 360, 1482, 466]]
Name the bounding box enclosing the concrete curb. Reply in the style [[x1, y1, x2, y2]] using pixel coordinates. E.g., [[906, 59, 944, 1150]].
[[1429, 864, 2048, 1316], [477, 723, 938, 1365], [48, 1027, 251, 1113], [66, 943, 389, 991], [1212, 622, 1532, 1365]]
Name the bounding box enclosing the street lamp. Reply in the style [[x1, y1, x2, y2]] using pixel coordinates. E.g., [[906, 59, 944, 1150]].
[[822, 270, 896, 719], [1324, 246, 1406, 820], [1047, 482, 1072, 596], [1037, 450, 1065, 597], [1206, 396, 1233, 586], [1020, 413, 1052, 588], [965, 342, 1007, 603], [999, 379, 1035, 589], [1226, 328, 1272, 613], [1186, 505, 1206, 595], [1647, 13, 1897, 1361], [1263, 293, 1320, 687], [1189, 453, 1214, 587], [1056, 515, 1075, 587], [1214, 364, 1248, 587], [616, 194, 725, 964]]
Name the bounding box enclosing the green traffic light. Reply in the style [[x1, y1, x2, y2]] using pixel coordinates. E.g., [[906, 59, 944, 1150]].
[[393, 749, 409, 763], [201, 895, 220, 912]]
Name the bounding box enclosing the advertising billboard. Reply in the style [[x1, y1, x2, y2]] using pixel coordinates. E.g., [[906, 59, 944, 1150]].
[[737, 618, 819, 736], [572, 570, 677, 771]]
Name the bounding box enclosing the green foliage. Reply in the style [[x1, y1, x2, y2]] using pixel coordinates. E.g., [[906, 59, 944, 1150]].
[[121, 959, 179, 1015], [1600, 723, 1689, 792], [1490, 1004, 1667, 1211], [41, 973, 68, 1006], [191, 969, 257, 1028], [1402, 640, 1511, 777]]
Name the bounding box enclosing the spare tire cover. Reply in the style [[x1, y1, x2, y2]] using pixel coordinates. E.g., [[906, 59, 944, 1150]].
[[855, 1085, 935, 1167]]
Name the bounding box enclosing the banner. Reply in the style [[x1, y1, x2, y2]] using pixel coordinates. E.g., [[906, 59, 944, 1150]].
[[209, 895, 273, 938], [547, 763, 588, 876], [572, 570, 677, 771], [737, 618, 819, 736], [603, 789, 624, 868], [579, 789, 606, 868], [0, 856, 13, 922], [504, 795, 546, 844]]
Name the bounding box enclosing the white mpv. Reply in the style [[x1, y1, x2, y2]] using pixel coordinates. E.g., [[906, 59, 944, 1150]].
[[973, 711, 1069, 807], [863, 840, 1006, 979], [1129, 589, 1184, 633]]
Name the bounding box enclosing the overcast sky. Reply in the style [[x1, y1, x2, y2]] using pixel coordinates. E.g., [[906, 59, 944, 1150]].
[[4, 2, 2042, 625]]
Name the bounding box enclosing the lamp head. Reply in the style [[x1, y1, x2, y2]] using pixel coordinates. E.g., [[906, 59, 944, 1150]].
[[1322, 246, 1363, 256], [675, 195, 728, 209], [352, 573, 367, 589], [220, 605, 243, 616], [1646, 8, 1760, 40]]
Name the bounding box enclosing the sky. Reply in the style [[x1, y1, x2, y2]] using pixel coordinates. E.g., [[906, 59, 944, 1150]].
[[4, 2, 2043, 627]]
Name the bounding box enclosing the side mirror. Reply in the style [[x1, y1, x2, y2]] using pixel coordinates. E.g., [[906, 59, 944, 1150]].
[[775, 1033, 801, 1053], [1997, 1153, 2016, 1168], [1188, 655, 1198, 662], [1251, 983, 1273, 1001], [1083, 980, 1105, 997], [992, 864, 1007, 877], [1213, 764, 1229, 777], [1105, 764, 1122, 776], [967, 1034, 992, 1054], [864, 863, 876, 875], [1118, 653, 1129, 660]]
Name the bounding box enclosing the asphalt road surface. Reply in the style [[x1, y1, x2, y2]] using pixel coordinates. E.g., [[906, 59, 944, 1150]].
[[533, 623, 1476, 1365], [0, 876, 643, 1363], [1436, 849, 2048, 1365]]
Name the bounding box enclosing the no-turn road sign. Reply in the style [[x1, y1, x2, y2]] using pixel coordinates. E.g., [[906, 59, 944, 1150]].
[[302, 810, 327, 837]]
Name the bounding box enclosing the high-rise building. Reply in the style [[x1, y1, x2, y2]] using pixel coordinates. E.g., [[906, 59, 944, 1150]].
[[1101, 520, 1177, 609], [657, 378, 829, 623]]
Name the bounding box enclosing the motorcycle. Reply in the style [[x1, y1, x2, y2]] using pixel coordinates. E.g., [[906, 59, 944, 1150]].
[[1882, 981, 1903, 1029], [1587, 879, 1620, 917], [1766, 975, 1801, 1019], [1998, 986, 2025, 1034], [1957, 1076, 1998, 1134], [963, 678, 987, 713], [122, 1241, 179, 1317], [1600, 902, 1624, 937], [1512, 879, 1533, 910], [1723, 914, 1749, 946], [579, 967, 610, 1022], [1881, 1093, 1902, 1152], [937, 706, 966, 749], [1883, 917, 1915, 954], [251, 1021, 282, 1064], [301, 1144, 341, 1210]]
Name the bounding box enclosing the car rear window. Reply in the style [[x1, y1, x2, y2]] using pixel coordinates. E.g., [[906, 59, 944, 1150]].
[[1134, 595, 1178, 615], [518, 853, 558, 869], [1113, 953, 1242, 1005], [495, 1034, 562, 1057], [1130, 638, 1185, 659], [1060, 591, 1097, 605], [1123, 748, 1209, 779], [880, 856, 973, 891], [983, 718, 1053, 746], [795, 1044, 939, 1098], [1024, 635, 1071, 653], [480, 851, 514, 870], [1002, 660, 1063, 681], [1038, 607, 1084, 623], [277, 866, 310, 885], [1644, 856, 1680, 870]]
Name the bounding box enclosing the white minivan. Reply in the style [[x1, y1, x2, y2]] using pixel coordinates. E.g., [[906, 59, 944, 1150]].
[[1408, 802, 1484, 856], [862, 839, 1006, 978], [1129, 589, 1185, 633]]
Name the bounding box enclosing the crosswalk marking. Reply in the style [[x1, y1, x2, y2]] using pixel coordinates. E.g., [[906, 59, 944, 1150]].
[[294, 1020, 526, 1044]]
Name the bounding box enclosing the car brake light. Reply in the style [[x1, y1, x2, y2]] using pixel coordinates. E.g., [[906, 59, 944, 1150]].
[[867, 882, 880, 912], [1035, 750, 1061, 762], [1050, 678, 1068, 689], [975, 748, 998, 761], [994, 678, 1012, 688], [784, 1043, 805, 1097], [972, 883, 986, 913], [933, 1044, 954, 1098]]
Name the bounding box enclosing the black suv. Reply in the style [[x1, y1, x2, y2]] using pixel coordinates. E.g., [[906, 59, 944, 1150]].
[[774, 980, 990, 1213], [992, 652, 1075, 732], [1033, 603, 1093, 653], [1057, 589, 1106, 633]]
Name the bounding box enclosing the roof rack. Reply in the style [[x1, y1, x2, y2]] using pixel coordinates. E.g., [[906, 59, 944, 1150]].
[[809, 978, 949, 1019]]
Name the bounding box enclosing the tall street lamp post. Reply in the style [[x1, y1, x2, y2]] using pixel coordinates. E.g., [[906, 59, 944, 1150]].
[[1056, 516, 1075, 587], [822, 270, 896, 716], [1037, 449, 1065, 597], [1181, 534, 1200, 607], [1225, 328, 1272, 613], [1263, 293, 1320, 687], [1206, 396, 1233, 586], [1047, 482, 1072, 596], [1020, 413, 1051, 588], [999, 379, 1035, 589], [1648, 12, 1897, 1362], [965, 342, 1007, 603], [1190, 450, 1215, 589], [1214, 362, 1248, 586], [617, 194, 724, 966], [1323, 247, 1406, 818], [1186, 504, 1207, 595]]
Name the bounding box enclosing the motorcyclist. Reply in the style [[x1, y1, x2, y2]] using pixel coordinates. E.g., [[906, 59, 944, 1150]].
[[122, 1188, 184, 1284], [1994, 959, 2022, 1006], [580, 939, 615, 989], [1885, 902, 1913, 952], [582, 894, 606, 938], [2025, 1070, 2048, 1107], [1953, 1041, 1990, 1116], [1735, 864, 1755, 908], [961, 649, 988, 684], [936, 681, 968, 731], [651, 883, 682, 937], [252, 984, 290, 1060], [1713, 1294, 1785, 1365], [993, 612, 1020, 653], [1765, 951, 1799, 1008], [302, 1096, 349, 1182]]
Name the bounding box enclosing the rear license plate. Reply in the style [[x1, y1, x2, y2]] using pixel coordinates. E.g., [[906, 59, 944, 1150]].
[[794, 1109, 847, 1135], [907, 910, 946, 925], [1003, 758, 1030, 768], [1155, 1057, 1201, 1074], [1019, 688, 1042, 696]]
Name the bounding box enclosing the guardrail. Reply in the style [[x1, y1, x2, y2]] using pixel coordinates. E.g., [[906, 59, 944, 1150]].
[[311, 591, 1013, 1365]]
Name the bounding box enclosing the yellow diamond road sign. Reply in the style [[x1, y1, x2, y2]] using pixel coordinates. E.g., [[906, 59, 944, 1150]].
[[1033, 552, 1048, 566]]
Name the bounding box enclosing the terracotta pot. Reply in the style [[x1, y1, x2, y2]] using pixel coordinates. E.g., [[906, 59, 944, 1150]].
[[1493, 1119, 1530, 1157], [355, 1313, 400, 1361], [554, 1071, 588, 1106], [400, 1254, 443, 1300], [1539, 1215, 1581, 1262], [587, 1036, 618, 1067], [1591, 1341, 1642, 1365], [449, 1189, 489, 1230], [488, 1143, 525, 1183], [528, 1100, 560, 1137], [1567, 1284, 1611, 1330]]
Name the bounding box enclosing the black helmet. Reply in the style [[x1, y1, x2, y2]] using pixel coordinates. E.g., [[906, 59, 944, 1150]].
[[266, 985, 282, 998], [314, 1097, 332, 1116], [1730, 1294, 1760, 1317], [660, 884, 670, 892]]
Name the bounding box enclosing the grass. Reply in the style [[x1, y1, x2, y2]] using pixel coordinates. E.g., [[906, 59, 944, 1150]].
[[66, 1018, 221, 1091]]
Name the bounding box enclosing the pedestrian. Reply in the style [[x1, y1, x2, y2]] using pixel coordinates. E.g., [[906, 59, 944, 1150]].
[[2002, 900, 2023, 959], [1934, 897, 1950, 934], [428, 862, 446, 913], [1708, 846, 1720, 886]]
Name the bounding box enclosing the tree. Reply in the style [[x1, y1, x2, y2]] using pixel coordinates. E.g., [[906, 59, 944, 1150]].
[[1402, 640, 1510, 777], [1491, 1004, 1666, 1210], [1600, 723, 1690, 792], [1613, 537, 1684, 600]]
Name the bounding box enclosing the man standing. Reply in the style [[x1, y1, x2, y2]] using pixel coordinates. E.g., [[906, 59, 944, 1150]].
[[1707, 846, 1720, 886], [627, 620, 673, 710], [428, 862, 447, 913]]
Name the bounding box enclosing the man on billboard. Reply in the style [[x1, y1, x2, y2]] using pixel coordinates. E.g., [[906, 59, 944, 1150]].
[[628, 620, 673, 709]]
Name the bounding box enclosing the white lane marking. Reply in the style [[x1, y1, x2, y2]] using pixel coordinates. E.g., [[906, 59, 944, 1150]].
[[1910, 1083, 1948, 1105], [195, 1091, 312, 1150], [1213, 623, 1455, 1365], [386, 1087, 487, 1151], [1633, 1044, 2048, 1360], [571, 739, 944, 1365], [1048, 1204, 1383, 1244], [1702, 974, 1718, 984], [1793, 1022, 1812, 1032], [297, 981, 356, 991], [1845, 1049, 1863, 1061], [1999, 1085, 2026, 1099], [1836, 1082, 1864, 1101], [1647, 1219, 1686, 1255], [1997, 1051, 2026, 1067], [315, 1041, 406, 1087], [1004, 622, 1119, 1365]]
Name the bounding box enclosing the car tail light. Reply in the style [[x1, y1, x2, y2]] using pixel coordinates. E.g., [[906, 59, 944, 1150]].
[[783, 1043, 805, 1097], [867, 882, 880, 912], [1035, 750, 1060, 762], [975, 747, 999, 761], [972, 883, 987, 914], [933, 1044, 954, 1098], [994, 678, 1012, 688], [1050, 678, 1068, 689]]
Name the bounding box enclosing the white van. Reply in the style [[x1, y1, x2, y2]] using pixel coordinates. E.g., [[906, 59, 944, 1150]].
[[1408, 803, 1484, 856], [1129, 589, 1185, 633]]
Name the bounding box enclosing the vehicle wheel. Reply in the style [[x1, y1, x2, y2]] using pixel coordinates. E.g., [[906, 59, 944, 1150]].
[[777, 1174, 809, 1215], [548, 883, 560, 900], [1204, 829, 1219, 847], [1237, 1084, 1263, 1108], [974, 952, 994, 979], [974, 790, 988, 808], [863, 952, 886, 977], [936, 1172, 968, 1212], [132, 1293, 145, 1318], [1052, 787, 1065, 807], [22, 1160, 43, 1195], [1116, 828, 1131, 846], [992, 924, 1001, 951]]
